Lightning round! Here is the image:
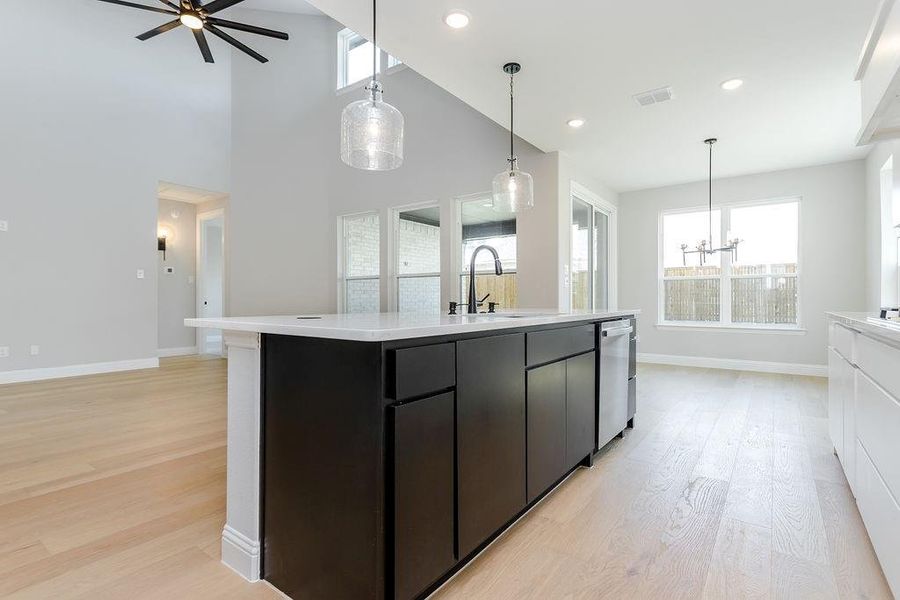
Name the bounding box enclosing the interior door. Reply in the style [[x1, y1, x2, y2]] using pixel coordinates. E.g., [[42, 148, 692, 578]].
[[198, 213, 224, 354]]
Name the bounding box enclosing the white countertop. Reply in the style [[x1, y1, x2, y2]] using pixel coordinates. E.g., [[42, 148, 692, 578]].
[[827, 311, 900, 349], [185, 309, 640, 342]]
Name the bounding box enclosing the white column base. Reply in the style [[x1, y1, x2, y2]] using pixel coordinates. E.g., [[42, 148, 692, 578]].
[[221, 525, 261, 582], [220, 330, 262, 582]]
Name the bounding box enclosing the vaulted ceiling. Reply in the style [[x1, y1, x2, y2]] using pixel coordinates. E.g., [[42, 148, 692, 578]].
[[255, 0, 877, 191]]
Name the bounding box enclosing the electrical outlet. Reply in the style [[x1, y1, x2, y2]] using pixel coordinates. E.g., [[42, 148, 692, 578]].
[[0, 347, 9, 358], [0, 220, 7, 232], [136, 269, 145, 279], [30, 345, 40, 356], [165, 266, 175, 275]]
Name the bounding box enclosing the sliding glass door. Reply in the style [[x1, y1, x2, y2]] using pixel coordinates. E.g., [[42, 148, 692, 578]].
[[571, 196, 611, 311]]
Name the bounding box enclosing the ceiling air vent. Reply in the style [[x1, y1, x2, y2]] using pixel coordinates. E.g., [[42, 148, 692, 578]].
[[633, 86, 674, 107]]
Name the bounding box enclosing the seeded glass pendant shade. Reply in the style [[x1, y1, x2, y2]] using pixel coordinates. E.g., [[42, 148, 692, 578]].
[[493, 62, 534, 212], [340, 0, 404, 171], [492, 159, 534, 213]]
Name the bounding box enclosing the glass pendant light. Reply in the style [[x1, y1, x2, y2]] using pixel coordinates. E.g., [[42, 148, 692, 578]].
[[492, 62, 534, 212], [340, 0, 404, 170]]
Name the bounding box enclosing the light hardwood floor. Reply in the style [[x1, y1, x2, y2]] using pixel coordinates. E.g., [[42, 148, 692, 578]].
[[0, 358, 891, 599]]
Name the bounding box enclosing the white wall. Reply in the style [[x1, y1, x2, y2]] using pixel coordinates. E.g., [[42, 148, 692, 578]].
[[228, 11, 566, 316], [619, 160, 866, 368], [0, 0, 230, 373], [157, 200, 197, 351]]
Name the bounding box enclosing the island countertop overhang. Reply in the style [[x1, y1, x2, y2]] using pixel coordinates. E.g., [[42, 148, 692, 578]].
[[185, 309, 640, 342]]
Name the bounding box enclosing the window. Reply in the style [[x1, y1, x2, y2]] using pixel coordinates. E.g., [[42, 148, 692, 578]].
[[394, 207, 441, 314], [660, 199, 799, 328], [341, 213, 380, 313], [571, 191, 614, 311], [459, 197, 518, 310], [337, 28, 402, 90]]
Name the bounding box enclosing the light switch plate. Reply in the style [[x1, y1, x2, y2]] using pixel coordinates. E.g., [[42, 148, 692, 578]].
[[30, 345, 39, 356], [0, 347, 9, 358], [136, 269, 145, 279], [0, 220, 7, 231], [165, 266, 175, 275]]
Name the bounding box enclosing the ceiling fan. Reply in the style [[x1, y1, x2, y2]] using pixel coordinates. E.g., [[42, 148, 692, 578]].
[[96, 0, 289, 64]]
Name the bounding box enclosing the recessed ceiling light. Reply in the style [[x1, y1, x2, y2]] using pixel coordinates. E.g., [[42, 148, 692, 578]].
[[567, 118, 585, 129], [721, 78, 744, 91], [444, 10, 471, 29]]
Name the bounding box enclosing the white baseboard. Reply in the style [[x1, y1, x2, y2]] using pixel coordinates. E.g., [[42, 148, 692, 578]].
[[637, 352, 827, 377], [157, 346, 198, 358], [221, 525, 260, 582], [0, 357, 160, 385]]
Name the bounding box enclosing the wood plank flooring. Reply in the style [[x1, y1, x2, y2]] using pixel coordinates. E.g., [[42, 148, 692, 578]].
[[0, 358, 891, 599]]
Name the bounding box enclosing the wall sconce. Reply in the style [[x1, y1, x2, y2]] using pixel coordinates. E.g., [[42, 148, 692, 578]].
[[158, 226, 171, 261]]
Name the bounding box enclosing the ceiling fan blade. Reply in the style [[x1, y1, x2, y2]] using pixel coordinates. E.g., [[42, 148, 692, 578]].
[[96, 0, 177, 16], [205, 23, 267, 63], [199, 0, 246, 15], [205, 17, 288, 40], [193, 28, 215, 63], [136, 19, 181, 40], [156, 0, 179, 9]]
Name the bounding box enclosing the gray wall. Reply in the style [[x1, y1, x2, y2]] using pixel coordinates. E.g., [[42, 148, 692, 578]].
[[227, 11, 581, 315], [619, 160, 867, 367], [157, 200, 197, 351], [0, 0, 230, 373]]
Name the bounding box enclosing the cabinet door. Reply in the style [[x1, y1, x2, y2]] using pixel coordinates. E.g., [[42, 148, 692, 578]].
[[527, 362, 567, 502], [391, 392, 456, 600], [566, 351, 595, 466], [827, 348, 845, 458], [456, 333, 526, 558], [842, 365, 857, 494]]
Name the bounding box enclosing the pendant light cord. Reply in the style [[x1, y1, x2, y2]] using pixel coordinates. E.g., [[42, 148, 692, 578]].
[[509, 72, 515, 164], [708, 141, 712, 247], [371, 0, 377, 87]]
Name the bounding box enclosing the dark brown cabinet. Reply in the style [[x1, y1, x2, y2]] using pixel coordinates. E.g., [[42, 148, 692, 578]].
[[526, 361, 567, 502], [456, 333, 526, 558], [390, 392, 456, 600], [566, 351, 596, 465]]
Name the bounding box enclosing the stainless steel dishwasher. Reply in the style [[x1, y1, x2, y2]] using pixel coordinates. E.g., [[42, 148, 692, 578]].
[[597, 319, 633, 449]]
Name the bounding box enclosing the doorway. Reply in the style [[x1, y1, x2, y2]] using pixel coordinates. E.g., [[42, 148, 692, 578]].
[[197, 209, 225, 355], [571, 183, 617, 311]]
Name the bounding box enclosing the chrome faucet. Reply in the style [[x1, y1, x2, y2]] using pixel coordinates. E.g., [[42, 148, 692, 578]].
[[467, 245, 503, 313]]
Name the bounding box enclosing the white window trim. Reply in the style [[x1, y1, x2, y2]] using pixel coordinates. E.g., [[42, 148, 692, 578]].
[[336, 28, 407, 94], [388, 200, 442, 313], [570, 181, 618, 311], [657, 195, 803, 331], [337, 210, 381, 314]]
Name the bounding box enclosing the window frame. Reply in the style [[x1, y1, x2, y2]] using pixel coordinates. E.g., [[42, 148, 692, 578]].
[[657, 196, 803, 332], [388, 201, 443, 314], [336, 27, 404, 93], [337, 210, 381, 314], [454, 193, 519, 310]]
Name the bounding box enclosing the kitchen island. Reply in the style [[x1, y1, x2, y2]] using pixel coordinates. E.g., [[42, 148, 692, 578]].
[[186, 309, 638, 600], [826, 312, 900, 596]]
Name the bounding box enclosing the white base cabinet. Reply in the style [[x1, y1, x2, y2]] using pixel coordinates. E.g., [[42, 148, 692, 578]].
[[827, 317, 900, 596]]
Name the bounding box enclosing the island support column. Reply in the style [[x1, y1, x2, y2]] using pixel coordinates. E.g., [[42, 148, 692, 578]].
[[220, 330, 262, 581]]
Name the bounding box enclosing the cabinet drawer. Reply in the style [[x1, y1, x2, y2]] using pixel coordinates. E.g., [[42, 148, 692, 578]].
[[855, 441, 900, 595], [388, 343, 455, 400], [830, 322, 856, 363], [526, 325, 594, 366], [856, 371, 900, 502], [857, 334, 900, 403]]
